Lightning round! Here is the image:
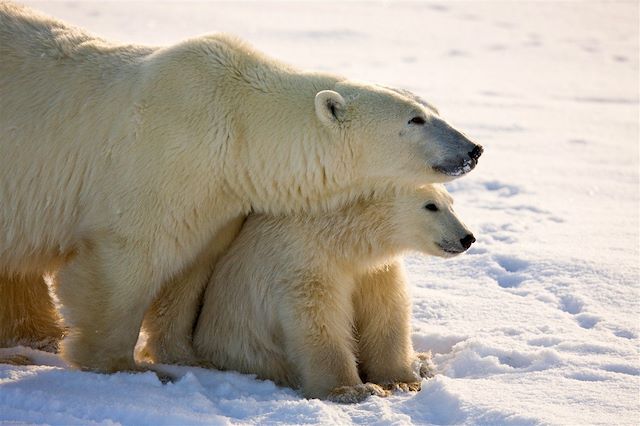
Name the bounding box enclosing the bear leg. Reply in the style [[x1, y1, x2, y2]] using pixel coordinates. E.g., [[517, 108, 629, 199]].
[[282, 275, 377, 401], [326, 383, 389, 403], [143, 215, 245, 365], [353, 261, 421, 389], [141, 264, 206, 365], [0, 273, 64, 353], [55, 239, 158, 372]]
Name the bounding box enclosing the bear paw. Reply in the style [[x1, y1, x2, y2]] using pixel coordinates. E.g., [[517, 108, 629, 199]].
[[139, 347, 199, 367], [414, 351, 436, 379], [380, 381, 422, 392], [135, 362, 180, 384], [0, 354, 34, 366], [327, 383, 390, 403]]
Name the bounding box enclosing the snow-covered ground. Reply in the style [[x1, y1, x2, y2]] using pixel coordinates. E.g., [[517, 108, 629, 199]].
[[1, 1, 638, 424]]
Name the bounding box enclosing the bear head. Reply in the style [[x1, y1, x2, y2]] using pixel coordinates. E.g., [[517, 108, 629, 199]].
[[391, 184, 475, 257], [314, 81, 483, 185]]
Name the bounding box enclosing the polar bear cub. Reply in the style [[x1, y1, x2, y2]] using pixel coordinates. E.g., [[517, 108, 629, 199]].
[[193, 184, 474, 402]]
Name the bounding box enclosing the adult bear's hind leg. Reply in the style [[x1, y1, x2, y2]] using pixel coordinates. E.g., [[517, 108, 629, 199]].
[[0, 273, 64, 353]]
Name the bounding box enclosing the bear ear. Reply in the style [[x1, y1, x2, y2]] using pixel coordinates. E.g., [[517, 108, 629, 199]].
[[314, 90, 346, 127]]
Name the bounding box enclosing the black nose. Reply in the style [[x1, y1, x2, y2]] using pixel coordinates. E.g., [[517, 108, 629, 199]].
[[460, 234, 475, 250], [469, 145, 484, 161]]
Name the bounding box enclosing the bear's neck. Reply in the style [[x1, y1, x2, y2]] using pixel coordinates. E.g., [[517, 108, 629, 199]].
[[220, 67, 369, 215], [301, 192, 406, 273]]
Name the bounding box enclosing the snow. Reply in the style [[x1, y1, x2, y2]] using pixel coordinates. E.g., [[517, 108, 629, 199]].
[[2, 1, 639, 424]]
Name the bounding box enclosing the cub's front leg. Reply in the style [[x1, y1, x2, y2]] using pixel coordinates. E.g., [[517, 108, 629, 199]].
[[281, 274, 388, 403], [353, 261, 422, 391]]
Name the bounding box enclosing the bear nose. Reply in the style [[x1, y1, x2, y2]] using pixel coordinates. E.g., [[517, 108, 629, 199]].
[[469, 145, 484, 161], [460, 234, 476, 250]]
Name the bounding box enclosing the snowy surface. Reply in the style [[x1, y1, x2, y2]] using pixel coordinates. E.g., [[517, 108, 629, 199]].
[[1, 1, 638, 425]]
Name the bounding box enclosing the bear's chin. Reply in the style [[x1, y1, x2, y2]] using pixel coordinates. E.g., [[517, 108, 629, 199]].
[[432, 158, 477, 177], [434, 243, 465, 258]]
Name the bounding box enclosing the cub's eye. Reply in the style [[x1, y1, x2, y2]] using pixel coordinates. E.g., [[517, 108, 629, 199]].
[[424, 203, 438, 212], [409, 116, 426, 125]]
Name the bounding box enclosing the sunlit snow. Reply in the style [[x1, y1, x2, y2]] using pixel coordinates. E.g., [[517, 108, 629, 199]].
[[1, 1, 638, 424]]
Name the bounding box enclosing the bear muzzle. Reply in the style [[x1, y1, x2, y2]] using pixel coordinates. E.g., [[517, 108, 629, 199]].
[[469, 144, 484, 161], [437, 233, 475, 256], [460, 233, 476, 250], [432, 144, 483, 177]]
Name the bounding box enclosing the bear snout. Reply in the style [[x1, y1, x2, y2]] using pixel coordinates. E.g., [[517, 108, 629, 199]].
[[468, 145, 484, 161], [460, 234, 476, 250]]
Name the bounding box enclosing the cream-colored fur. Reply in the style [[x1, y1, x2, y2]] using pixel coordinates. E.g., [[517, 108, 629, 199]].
[[193, 185, 473, 402], [141, 215, 246, 365], [0, 274, 64, 353], [0, 2, 481, 371]]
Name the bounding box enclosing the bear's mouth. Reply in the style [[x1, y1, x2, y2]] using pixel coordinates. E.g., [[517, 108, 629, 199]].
[[436, 242, 464, 256], [433, 158, 477, 177]]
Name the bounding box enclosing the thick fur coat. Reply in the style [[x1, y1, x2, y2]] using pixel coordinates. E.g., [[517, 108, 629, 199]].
[[193, 185, 474, 402], [0, 2, 481, 371]]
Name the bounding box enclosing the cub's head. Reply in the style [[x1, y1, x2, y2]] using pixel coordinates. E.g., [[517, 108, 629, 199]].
[[391, 185, 475, 258], [314, 81, 483, 184]]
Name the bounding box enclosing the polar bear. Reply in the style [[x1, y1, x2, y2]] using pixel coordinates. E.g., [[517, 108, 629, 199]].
[[193, 184, 474, 402], [0, 3, 482, 372]]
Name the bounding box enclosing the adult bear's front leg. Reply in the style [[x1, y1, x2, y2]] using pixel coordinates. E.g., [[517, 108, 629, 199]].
[[142, 215, 245, 366], [56, 237, 161, 373]]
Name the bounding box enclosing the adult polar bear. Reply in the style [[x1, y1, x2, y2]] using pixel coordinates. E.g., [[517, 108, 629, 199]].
[[0, 2, 482, 373]]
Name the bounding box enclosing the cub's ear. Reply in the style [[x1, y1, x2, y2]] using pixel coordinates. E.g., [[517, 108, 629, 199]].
[[315, 90, 346, 127]]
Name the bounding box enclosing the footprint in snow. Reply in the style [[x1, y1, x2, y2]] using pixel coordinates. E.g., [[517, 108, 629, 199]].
[[494, 254, 528, 273], [481, 222, 519, 245], [558, 294, 584, 315], [527, 336, 562, 347], [426, 3, 450, 12], [489, 255, 529, 288], [483, 180, 520, 197], [494, 273, 526, 288], [574, 313, 601, 329], [481, 180, 564, 224], [612, 329, 637, 340], [600, 363, 640, 376], [446, 49, 468, 57], [556, 294, 601, 329], [566, 371, 609, 382]]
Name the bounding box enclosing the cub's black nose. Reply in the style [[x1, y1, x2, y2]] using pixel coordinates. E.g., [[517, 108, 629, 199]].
[[460, 234, 476, 250], [469, 145, 484, 161]]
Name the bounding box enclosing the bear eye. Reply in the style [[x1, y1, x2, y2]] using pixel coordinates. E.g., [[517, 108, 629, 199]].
[[409, 116, 426, 125], [424, 203, 438, 212]]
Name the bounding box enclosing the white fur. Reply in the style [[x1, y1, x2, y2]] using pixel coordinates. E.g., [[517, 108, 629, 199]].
[[193, 185, 471, 401], [0, 2, 479, 371]]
